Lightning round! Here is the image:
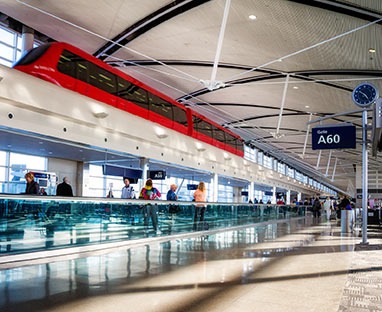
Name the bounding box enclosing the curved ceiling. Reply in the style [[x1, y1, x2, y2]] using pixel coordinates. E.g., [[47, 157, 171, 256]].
[[1, 0, 382, 193]]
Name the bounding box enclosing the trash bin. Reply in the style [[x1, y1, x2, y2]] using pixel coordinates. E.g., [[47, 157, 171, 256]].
[[341, 210, 353, 233], [367, 208, 381, 225]]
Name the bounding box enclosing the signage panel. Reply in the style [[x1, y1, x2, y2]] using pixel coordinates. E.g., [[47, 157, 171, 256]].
[[312, 124, 356, 150], [147, 170, 166, 180], [187, 184, 198, 190], [102, 165, 143, 182]]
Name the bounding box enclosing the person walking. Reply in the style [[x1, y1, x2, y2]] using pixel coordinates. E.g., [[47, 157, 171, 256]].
[[323, 197, 332, 221], [139, 179, 161, 234], [312, 197, 321, 219], [193, 181, 207, 230], [56, 177, 73, 196], [121, 178, 135, 199]]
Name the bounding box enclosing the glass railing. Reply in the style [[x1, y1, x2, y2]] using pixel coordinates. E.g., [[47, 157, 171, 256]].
[[0, 195, 308, 255]]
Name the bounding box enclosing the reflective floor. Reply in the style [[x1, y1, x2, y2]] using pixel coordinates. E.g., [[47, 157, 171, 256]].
[[0, 216, 381, 312]]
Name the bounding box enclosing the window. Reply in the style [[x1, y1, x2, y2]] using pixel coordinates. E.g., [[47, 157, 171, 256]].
[[173, 105, 188, 127], [0, 152, 47, 194], [149, 93, 173, 120], [117, 77, 148, 109], [225, 132, 237, 149], [0, 24, 22, 66], [286, 167, 294, 178], [58, 50, 89, 83], [277, 162, 286, 175], [257, 151, 263, 165], [214, 128, 225, 144], [193, 117, 213, 138], [244, 145, 257, 163], [263, 155, 273, 169], [88, 64, 116, 94]]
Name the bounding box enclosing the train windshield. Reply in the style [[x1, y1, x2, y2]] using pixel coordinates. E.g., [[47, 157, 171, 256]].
[[13, 43, 52, 67]]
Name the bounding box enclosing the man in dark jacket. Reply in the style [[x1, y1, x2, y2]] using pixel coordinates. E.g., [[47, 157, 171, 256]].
[[312, 197, 321, 218], [56, 177, 74, 196]]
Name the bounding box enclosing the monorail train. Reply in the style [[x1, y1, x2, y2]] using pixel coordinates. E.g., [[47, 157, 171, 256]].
[[13, 42, 244, 157]]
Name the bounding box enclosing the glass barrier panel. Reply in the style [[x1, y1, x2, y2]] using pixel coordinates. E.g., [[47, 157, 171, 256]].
[[0, 195, 308, 255]]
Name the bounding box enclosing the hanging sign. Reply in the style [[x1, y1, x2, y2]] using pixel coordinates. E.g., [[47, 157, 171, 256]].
[[312, 124, 356, 150], [147, 170, 166, 180]]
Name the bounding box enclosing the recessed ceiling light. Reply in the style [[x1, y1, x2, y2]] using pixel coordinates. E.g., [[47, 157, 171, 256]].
[[249, 15, 257, 20], [293, 86, 299, 89], [305, 105, 310, 108], [369, 48, 376, 53]]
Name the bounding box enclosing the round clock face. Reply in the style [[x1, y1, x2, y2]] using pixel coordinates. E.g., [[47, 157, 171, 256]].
[[352, 82, 379, 107]]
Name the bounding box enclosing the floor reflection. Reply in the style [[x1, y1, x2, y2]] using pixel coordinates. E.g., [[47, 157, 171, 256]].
[[0, 217, 369, 312]]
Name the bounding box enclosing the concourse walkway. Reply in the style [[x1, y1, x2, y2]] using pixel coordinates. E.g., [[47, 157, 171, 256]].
[[0, 216, 381, 312]]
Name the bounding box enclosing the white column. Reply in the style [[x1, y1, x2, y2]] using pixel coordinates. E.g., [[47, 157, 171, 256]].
[[297, 192, 302, 202], [212, 173, 218, 202], [249, 181, 254, 202], [21, 25, 34, 54], [234, 187, 241, 203], [286, 190, 291, 204], [272, 186, 277, 204], [139, 157, 149, 191]]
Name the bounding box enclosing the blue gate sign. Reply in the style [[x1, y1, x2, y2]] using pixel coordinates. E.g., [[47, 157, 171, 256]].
[[312, 124, 356, 150]]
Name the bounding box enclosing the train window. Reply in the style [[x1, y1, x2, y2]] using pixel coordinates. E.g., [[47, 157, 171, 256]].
[[237, 139, 244, 152], [77, 61, 90, 83], [13, 43, 51, 66], [58, 50, 117, 93], [194, 117, 213, 138], [58, 50, 79, 79], [117, 77, 148, 109], [149, 94, 173, 120], [214, 128, 226, 143], [58, 50, 89, 83], [88, 64, 116, 94], [225, 132, 236, 149], [58, 52, 76, 78], [173, 105, 188, 127]]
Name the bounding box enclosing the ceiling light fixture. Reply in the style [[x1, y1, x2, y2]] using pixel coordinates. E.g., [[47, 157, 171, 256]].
[[270, 132, 285, 139], [249, 15, 257, 20], [224, 152, 231, 160], [369, 48, 376, 53], [93, 112, 108, 119], [154, 127, 168, 139], [196, 143, 206, 152], [156, 133, 168, 139]]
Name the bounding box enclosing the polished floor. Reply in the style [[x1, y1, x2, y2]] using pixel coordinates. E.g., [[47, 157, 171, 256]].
[[0, 215, 381, 312]]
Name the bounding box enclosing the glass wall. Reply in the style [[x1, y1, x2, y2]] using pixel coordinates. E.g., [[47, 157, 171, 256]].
[[0, 151, 47, 194], [86, 164, 226, 202], [0, 24, 22, 66]]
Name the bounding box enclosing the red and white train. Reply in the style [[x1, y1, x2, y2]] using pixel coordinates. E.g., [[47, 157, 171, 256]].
[[13, 42, 244, 157]]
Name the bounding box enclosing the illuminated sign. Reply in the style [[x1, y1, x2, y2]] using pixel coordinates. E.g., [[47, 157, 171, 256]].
[[147, 170, 166, 180], [312, 124, 356, 150]]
